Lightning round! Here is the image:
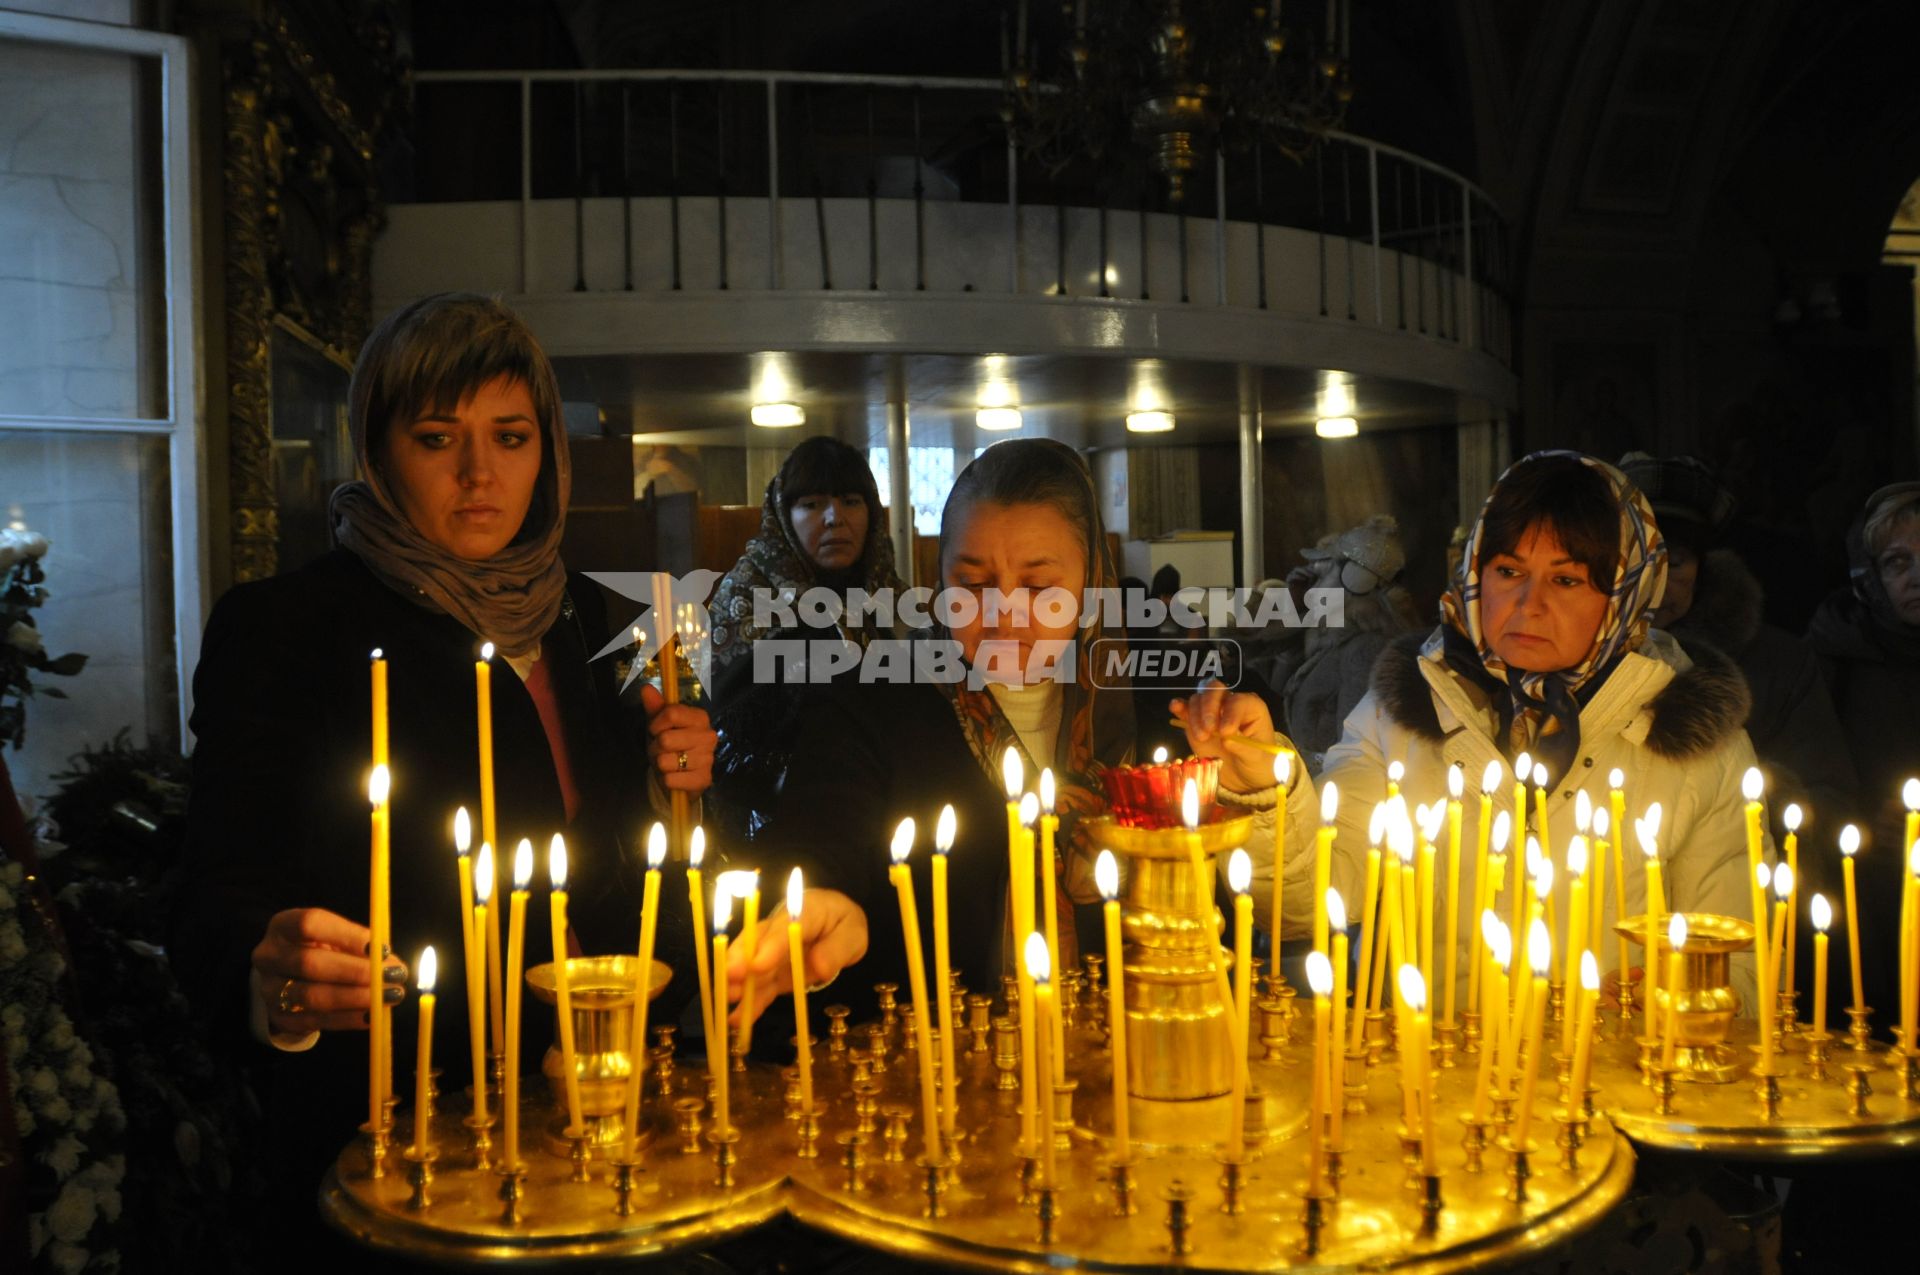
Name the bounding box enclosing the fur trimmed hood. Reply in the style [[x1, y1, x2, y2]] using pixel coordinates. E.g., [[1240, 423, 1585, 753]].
[[1369, 629, 1752, 762]]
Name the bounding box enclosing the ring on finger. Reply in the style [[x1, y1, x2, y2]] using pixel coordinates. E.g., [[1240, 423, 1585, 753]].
[[677, 750, 690, 772], [277, 977, 302, 1015]]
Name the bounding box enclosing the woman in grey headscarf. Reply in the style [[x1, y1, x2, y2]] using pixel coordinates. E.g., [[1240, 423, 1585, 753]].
[[172, 292, 715, 1243]]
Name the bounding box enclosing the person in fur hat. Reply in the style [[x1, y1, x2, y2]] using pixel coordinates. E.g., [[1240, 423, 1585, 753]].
[[1319, 452, 1762, 1014], [1620, 453, 1857, 831]]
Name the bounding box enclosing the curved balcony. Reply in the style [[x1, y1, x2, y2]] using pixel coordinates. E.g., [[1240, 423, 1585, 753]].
[[375, 70, 1515, 437]]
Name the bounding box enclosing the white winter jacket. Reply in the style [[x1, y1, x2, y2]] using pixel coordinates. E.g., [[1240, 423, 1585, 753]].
[[1297, 628, 1762, 1016]]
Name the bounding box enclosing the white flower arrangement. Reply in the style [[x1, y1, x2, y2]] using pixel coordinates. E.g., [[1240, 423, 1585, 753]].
[[1, 858, 126, 1271], [2, 523, 86, 749]]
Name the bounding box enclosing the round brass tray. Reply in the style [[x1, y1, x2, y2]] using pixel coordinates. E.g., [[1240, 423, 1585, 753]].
[[1590, 1019, 1920, 1160]]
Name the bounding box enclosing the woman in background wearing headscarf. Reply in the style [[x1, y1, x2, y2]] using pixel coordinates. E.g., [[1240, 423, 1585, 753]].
[[717, 439, 1323, 1033], [1319, 452, 1761, 1014], [172, 293, 715, 1239]]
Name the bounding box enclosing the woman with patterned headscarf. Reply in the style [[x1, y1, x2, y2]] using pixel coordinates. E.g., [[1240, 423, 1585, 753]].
[[1317, 452, 1761, 1015], [716, 439, 1321, 1034]]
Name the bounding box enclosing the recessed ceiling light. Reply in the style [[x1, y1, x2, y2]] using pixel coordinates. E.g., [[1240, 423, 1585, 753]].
[[1315, 416, 1358, 438], [976, 407, 1023, 431], [1126, 410, 1175, 433], [750, 402, 806, 428]]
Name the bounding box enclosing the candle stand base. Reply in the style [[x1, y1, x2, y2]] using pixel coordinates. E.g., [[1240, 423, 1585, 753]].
[[1750, 1066, 1784, 1122], [610, 1157, 642, 1215], [1215, 1154, 1247, 1215], [460, 1112, 495, 1171], [1501, 1139, 1536, 1206], [916, 1155, 947, 1219], [1842, 1062, 1875, 1117], [1458, 1114, 1489, 1173], [1343, 1050, 1370, 1115], [1419, 1171, 1445, 1235], [1107, 1158, 1138, 1216], [1298, 1185, 1334, 1258], [1846, 1006, 1875, 1053], [1554, 1112, 1589, 1173], [495, 1162, 527, 1227], [402, 1148, 438, 1211], [1436, 1022, 1459, 1071], [1461, 1012, 1482, 1056], [1898, 1050, 1920, 1102], [1325, 1144, 1346, 1192], [1803, 1032, 1834, 1081], [1034, 1184, 1059, 1245], [709, 1128, 741, 1190], [1651, 1068, 1679, 1116], [359, 1120, 391, 1181]]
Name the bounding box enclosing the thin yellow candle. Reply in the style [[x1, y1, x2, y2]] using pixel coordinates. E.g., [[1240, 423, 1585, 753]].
[[1511, 919, 1551, 1149], [1498, 901, 1534, 1097], [476, 644, 504, 1061], [1314, 782, 1339, 956], [1350, 816, 1384, 1052], [1506, 820, 1531, 1008], [1017, 791, 1040, 1155], [547, 835, 585, 1137], [371, 651, 391, 1121], [1382, 815, 1409, 993], [933, 805, 959, 1139], [1469, 762, 1501, 1024], [1039, 770, 1065, 1084], [411, 946, 437, 1158], [1562, 838, 1589, 1055], [686, 826, 713, 1055], [367, 765, 391, 1134], [1002, 748, 1035, 1154], [1840, 825, 1866, 1014], [371, 646, 388, 765], [1474, 811, 1511, 1024], [1270, 751, 1294, 982], [1905, 783, 1920, 1042], [1743, 768, 1768, 951], [1531, 761, 1553, 862], [785, 869, 817, 1129], [709, 883, 732, 1137], [888, 818, 943, 1162], [1770, 865, 1793, 1013], [1185, 781, 1248, 1158], [1570, 950, 1599, 1103], [468, 847, 492, 1128], [1417, 801, 1440, 1005], [1512, 751, 1533, 883], [736, 871, 763, 1054], [1026, 932, 1058, 1186], [1609, 770, 1630, 991], [1327, 889, 1349, 1149], [1660, 914, 1688, 1070], [619, 825, 666, 1161], [1590, 808, 1610, 968], [1810, 894, 1831, 1037], [503, 838, 532, 1168], [1905, 841, 1920, 1054], [1230, 850, 1255, 1075], [1641, 810, 1665, 1042], [1305, 951, 1333, 1194], [1782, 804, 1803, 1012], [1755, 862, 1775, 1073], [1399, 965, 1438, 1174], [453, 808, 476, 996], [1444, 764, 1465, 1027], [1471, 914, 1509, 1124], [1095, 851, 1130, 1160]]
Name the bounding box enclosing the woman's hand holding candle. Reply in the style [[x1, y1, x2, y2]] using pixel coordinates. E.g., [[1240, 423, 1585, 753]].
[[251, 907, 408, 1035], [724, 887, 870, 1028]]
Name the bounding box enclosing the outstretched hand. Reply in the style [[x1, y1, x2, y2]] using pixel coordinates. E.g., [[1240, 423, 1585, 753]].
[[251, 907, 408, 1035], [1172, 679, 1290, 793], [721, 887, 869, 1030]]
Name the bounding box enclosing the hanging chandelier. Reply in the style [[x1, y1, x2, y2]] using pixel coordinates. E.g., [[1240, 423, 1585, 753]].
[[1001, 0, 1354, 205]]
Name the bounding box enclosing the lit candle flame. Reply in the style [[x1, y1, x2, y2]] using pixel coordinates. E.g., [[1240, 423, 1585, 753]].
[[1756, 861, 1771, 892], [1784, 803, 1803, 833], [1774, 864, 1794, 900], [548, 834, 567, 891], [890, 818, 917, 865], [1152, 745, 1169, 764], [371, 648, 383, 661], [1593, 807, 1610, 839], [1742, 767, 1763, 802], [1482, 759, 1503, 793], [1306, 950, 1333, 997], [1039, 769, 1056, 814], [690, 825, 706, 869], [1643, 801, 1664, 837], [512, 838, 533, 890], [1320, 779, 1340, 825], [1095, 849, 1120, 901], [1368, 802, 1388, 848], [1002, 748, 1023, 799], [1580, 950, 1598, 992], [1490, 922, 1512, 971], [1227, 848, 1252, 895], [1419, 800, 1446, 844], [1492, 809, 1512, 854], [1840, 824, 1861, 857], [1387, 760, 1405, 786], [475, 844, 494, 905], [1398, 964, 1427, 1012], [1567, 836, 1588, 878], [1531, 762, 1548, 789], [1812, 893, 1831, 932], [1182, 779, 1200, 830], [1024, 931, 1051, 984], [1018, 792, 1040, 827], [935, 804, 957, 854], [718, 868, 760, 899], [1528, 918, 1551, 974], [646, 822, 667, 869], [1448, 763, 1464, 800], [787, 867, 804, 917], [369, 764, 391, 808], [417, 945, 436, 994], [1638, 818, 1660, 860], [1389, 804, 1415, 862], [713, 880, 733, 935], [1326, 887, 1347, 932], [1608, 767, 1624, 791], [1480, 909, 1502, 948], [1667, 912, 1688, 953], [1905, 778, 1920, 812], [1533, 857, 1555, 898], [1516, 752, 1533, 781], [453, 807, 471, 856], [1274, 751, 1293, 786], [1526, 837, 1543, 875], [480, 642, 495, 662], [1574, 790, 1592, 834]]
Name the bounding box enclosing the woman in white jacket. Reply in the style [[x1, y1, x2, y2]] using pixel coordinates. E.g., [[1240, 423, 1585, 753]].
[[1320, 452, 1760, 1014]]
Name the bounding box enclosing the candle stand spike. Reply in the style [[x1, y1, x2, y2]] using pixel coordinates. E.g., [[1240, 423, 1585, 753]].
[[1458, 1113, 1489, 1173], [495, 1162, 527, 1226], [1898, 1049, 1920, 1102], [1107, 1157, 1138, 1216], [1842, 1061, 1875, 1117], [992, 1016, 1020, 1090], [1651, 1067, 1679, 1116], [1845, 1006, 1874, 1053], [460, 1112, 494, 1171], [1343, 1049, 1370, 1114], [1298, 1184, 1333, 1257], [918, 1154, 948, 1219], [672, 1096, 704, 1154], [1216, 1153, 1247, 1215], [1751, 1065, 1785, 1122], [796, 1105, 822, 1159], [1554, 1112, 1589, 1173], [837, 1131, 867, 1193], [825, 1005, 851, 1056], [402, 1147, 438, 1211], [875, 983, 899, 1037], [1164, 1180, 1195, 1258], [609, 1156, 642, 1216], [1035, 1183, 1059, 1245], [1490, 1092, 1515, 1131], [1436, 1020, 1459, 1070], [966, 994, 994, 1054], [1804, 1032, 1834, 1081], [359, 1120, 391, 1181], [567, 1130, 592, 1183], [1325, 1145, 1347, 1193], [1501, 1138, 1536, 1206], [1418, 1171, 1445, 1235], [879, 1105, 910, 1161], [1462, 1011, 1482, 1056], [708, 1128, 740, 1190]]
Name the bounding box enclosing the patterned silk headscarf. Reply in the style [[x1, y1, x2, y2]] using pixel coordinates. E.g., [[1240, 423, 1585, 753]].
[[1427, 451, 1668, 783], [933, 440, 1136, 960]]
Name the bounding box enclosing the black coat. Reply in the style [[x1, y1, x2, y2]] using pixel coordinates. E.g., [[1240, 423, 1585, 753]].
[[170, 548, 696, 1226]]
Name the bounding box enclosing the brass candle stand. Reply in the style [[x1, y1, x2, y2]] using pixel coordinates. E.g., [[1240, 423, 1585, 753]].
[[1616, 913, 1753, 1084]]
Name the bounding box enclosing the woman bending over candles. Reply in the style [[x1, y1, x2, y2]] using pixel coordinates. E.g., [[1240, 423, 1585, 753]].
[[170, 293, 716, 1235], [1320, 452, 1760, 1015], [718, 438, 1328, 1032]]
